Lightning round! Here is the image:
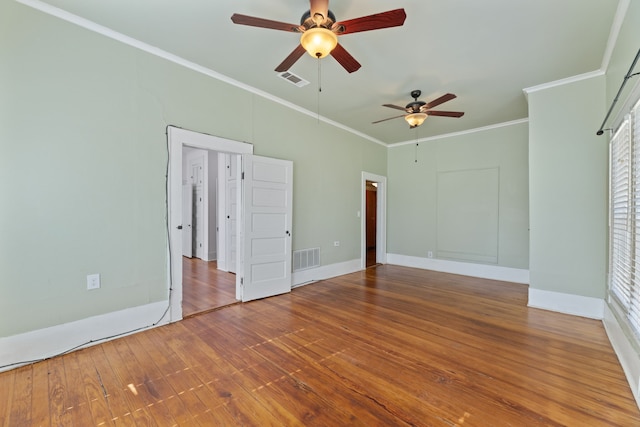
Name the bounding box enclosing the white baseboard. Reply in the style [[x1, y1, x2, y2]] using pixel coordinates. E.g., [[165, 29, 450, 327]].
[[0, 301, 170, 373], [603, 304, 640, 408], [528, 288, 604, 319], [292, 258, 361, 288], [386, 253, 530, 284]]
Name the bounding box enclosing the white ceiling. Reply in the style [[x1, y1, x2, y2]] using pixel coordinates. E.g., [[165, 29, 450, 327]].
[[26, 0, 621, 145]]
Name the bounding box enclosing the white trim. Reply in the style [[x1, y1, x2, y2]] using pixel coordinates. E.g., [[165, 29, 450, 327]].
[[601, 0, 631, 72], [603, 303, 640, 408], [167, 126, 253, 322], [0, 301, 169, 372], [528, 288, 604, 319], [387, 253, 529, 284], [292, 258, 361, 288], [388, 118, 529, 148], [522, 70, 604, 97], [361, 172, 387, 269], [15, 0, 385, 147]]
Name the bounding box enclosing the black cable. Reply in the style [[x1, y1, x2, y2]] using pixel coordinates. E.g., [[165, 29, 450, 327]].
[[0, 129, 174, 371]]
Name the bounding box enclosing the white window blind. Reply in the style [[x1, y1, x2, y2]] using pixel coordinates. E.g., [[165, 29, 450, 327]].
[[610, 99, 640, 336]]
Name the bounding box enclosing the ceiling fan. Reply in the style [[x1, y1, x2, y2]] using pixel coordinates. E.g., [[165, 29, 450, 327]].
[[373, 90, 465, 128], [231, 0, 406, 73]]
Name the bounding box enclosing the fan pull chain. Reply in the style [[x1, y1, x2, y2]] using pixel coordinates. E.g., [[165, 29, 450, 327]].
[[317, 58, 322, 123], [414, 127, 420, 163]]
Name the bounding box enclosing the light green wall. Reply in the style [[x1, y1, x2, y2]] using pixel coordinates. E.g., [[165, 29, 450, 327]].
[[0, 1, 385, 337], [606, 0, 640, 121], [527, 76, 607, 298], [387, 122, 530, 269]]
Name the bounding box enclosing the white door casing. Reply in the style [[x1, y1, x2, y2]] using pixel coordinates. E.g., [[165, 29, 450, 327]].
[[226, 155, 239, 274], [241, 155, 293, 302], [182, 184, 193, 257], [167, 126, 253, 322], [361, 172, 387, 268]]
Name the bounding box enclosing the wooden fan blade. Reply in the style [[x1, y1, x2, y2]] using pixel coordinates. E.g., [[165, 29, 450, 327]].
[[426, 110, 465, 118], [383, 104, 408, 111], [333, 9, 406, 35], [231, 14, 302, 32], [424, 93, 456, 109], [330, 43, 361, 73], [275, 45, 307, 72], [372, 114, 405, 124], [310, 0, 329, 20]]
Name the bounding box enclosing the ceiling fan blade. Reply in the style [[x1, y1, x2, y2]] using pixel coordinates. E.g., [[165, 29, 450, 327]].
[[310, 0, 329, 21], [382, 104, 408, 111], [333, 9, 406, 35], [426, 110, 465, 118], [424, 93, 456, 109], [372, 115, 405, 124], [275, 45, 307, 72], [231, 14, 302, 32], [330, 43, 361, 73]]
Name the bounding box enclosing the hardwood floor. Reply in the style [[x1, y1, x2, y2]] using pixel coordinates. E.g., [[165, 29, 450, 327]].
[[2, 265, 639, 426], [182, 257, 238, 317]]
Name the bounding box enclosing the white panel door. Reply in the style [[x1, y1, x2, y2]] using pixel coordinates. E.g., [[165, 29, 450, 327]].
[[182, 184, 193, 257], [241, 155, 293, 302]]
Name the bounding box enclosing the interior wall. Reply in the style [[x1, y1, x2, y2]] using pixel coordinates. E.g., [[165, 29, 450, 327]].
[[386, 122, 530, 270], [0, 1, 386, 338], [527, 76, 607, 299], [605, 0, 640, 124]]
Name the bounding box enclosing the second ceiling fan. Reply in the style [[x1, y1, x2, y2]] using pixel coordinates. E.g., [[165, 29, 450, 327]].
[[373, 90, 465, 128], [231, 0, 406, 73]]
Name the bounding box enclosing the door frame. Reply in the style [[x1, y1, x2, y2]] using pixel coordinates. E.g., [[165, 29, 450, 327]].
[[167, 126, 253, 322], [361, 172, 387, 268]]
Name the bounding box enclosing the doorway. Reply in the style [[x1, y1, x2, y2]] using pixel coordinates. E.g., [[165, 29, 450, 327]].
[[361, 172, 387, 269], [181, 147, 237, 316], [167, 126, 294, 322]]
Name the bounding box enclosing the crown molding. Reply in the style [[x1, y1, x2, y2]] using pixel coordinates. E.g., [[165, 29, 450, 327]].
[[388, 118, 529, 148], [15, 0, 386, 147]]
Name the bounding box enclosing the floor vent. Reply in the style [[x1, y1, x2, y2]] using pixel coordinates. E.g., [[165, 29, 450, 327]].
[[293, 247, 320, 271], [279, 71, 309, 87]]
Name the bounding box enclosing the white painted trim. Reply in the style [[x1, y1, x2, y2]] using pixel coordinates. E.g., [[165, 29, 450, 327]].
[[361, 172, 387, 269], [527, 288, 604, 319], [388, 118, 529, 148], [167, 126, 253, 322], [603, 303, 640, 408], [292, 259, 361, 288], [600, 0, 631, 72], [522, 70, 604, 96], [15, 0, 386, 147], [387, 253, 529, 284], [0, 301, 169, 372]]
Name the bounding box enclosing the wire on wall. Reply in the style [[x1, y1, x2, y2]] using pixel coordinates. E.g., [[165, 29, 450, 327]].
[[597, 47, 640, 136], [0, 131, 175, 371]]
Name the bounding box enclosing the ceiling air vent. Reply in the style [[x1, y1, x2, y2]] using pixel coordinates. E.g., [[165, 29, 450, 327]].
[[279, 71, 309, 87]]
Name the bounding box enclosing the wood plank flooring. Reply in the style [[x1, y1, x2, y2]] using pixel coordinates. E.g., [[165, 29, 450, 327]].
[[2, 265, 639, 426], [182, 258, 237, 317]]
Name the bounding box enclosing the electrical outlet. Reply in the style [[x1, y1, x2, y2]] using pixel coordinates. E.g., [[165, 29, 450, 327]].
[[334, 241, 340, 247], [428, 251, 433, 258], [87, 273, 100, 290]]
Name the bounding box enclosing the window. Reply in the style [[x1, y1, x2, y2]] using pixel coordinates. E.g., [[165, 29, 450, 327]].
[[609, 98, 640, 336]]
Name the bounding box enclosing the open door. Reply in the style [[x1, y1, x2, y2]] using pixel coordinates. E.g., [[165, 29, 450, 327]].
[[240, 154, 293, 302]]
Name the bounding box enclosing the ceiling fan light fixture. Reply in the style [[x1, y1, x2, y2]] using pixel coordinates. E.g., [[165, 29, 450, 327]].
[[405, 112, 427, 127], [300, 27, 337, 58]]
